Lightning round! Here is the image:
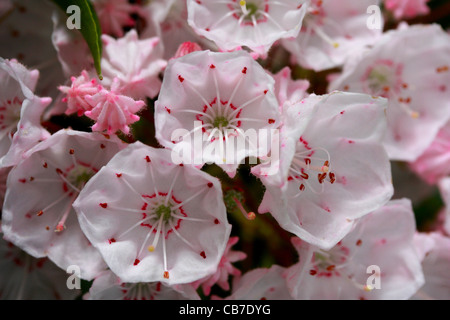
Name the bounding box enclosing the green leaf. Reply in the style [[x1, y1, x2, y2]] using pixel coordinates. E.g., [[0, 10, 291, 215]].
[[51, 0, 103, 80]]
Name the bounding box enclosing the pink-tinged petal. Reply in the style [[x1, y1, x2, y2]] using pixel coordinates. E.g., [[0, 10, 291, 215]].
[[412, 232, 450, 300], [286, 199, 424, 300], [73, 143, 232, 285], [1, 96, 52, 168], [226, 265, 293, 300], [1, 130, 125, 280], [92, 0, 143, 38], [141, 0, 216, 60], [58, 70, 101, 117], [0, 232, 80, 300], [85, 270, 200, 300], [192, 236, 247, 295], [155, 50, 280, 177], [271, 66, 310, 109], [100, 29, 167, 100], [329, 24, 450, 162], [255, 92, 393, 249], [187, 0, 309, 55], [409, 121, 450, 185], [439, 178, 450, 235], [83, 84, 146, 135], [385, 0, 430, 19], [282, 0, 383, 71]]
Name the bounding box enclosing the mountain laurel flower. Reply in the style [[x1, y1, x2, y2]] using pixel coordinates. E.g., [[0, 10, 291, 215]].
[[1, 130, 125, 280], [439, 177, 450, 236], [226, 265, 293, 300], [409, 121, 450, 185], [155, 50, 280, 177], [191, 236, 247, 296], [271, 66, 310, 109], [85, 270, 200, 300], [286, 199, 425, 300], [187, 0, 310, 56], [0, 58, 51, 168], [282, 0, 384, 71], [100, 29, 168, 100], [84, 79, 146, 135], [73, 143, 232, 285], [92, 0, 142, 38], [385, 0, 431, 20], [58, 70, 102, 117], [0, 231, 80, 300], [412, 232, 450, 300], [252, 92, 393, 250], [329, 24, 450, 162]]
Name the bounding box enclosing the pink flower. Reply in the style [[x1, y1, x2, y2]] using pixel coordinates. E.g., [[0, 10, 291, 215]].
[[192, 236, 247, 295], [329, 24, 450, 162], [92, 0, 142, 38], [226, 265, 293, 300], [283, 0, 384, 71], [85, 270, 200, 300], [286, 199, 425, 299], [173, 41, 203, 59], [439, 178, 450, 236], [155, 50, 280, 177], [100, 29, 167, 100], [0, 58, 51, 168], [141, 0, 212, 60], [412, 232, 450, 300], [271, 66, 310, 109], [1, 130, 125, 280], [0, 230, 80, 300], [409, 121, 450, 185], [58, 70, 102, 117], [73, 143, 232, 284], [253, 92, 393, 249], [84, 79, 146, 135], [385, 0, 430, 19], [187, 0, 310, 56]]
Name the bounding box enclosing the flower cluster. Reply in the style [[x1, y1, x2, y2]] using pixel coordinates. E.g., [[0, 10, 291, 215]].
[[0, 0, 449, 300]]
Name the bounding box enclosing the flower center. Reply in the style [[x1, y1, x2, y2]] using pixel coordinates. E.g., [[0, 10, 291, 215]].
[[213, 116, 230, 128], [0, 97, 22, 134], [67, 165, 96, 190], [154, 204, 173, 223]]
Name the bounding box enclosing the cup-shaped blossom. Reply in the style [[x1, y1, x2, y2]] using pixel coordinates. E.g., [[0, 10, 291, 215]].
[[329, 24, 450, 162], [73, 142, 232, 285], [286, 199, 425, 300], [191, 236, 247, 295], [100, 29, 167, 100], [85, 270, 200, 300], [226, 265, 293, 300], [92, 0, 142, 38], [1, 130, 125, 280], [412, 232, 450, 300], [252, 92, 393, 250], [187, 0, 310, 56], [385, 0, 431, 20], [0, 58, 51, 168], [0, 231, 80, 300], [282, 0, 383, 72], [409, 121, 450, 185], [155, 50, 280, 177]]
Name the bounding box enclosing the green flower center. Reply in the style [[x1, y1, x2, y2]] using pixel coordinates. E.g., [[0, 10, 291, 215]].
[[154, 204, 172, 222], [213, 116, 229, 128], [67, 166, 96, 190]]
